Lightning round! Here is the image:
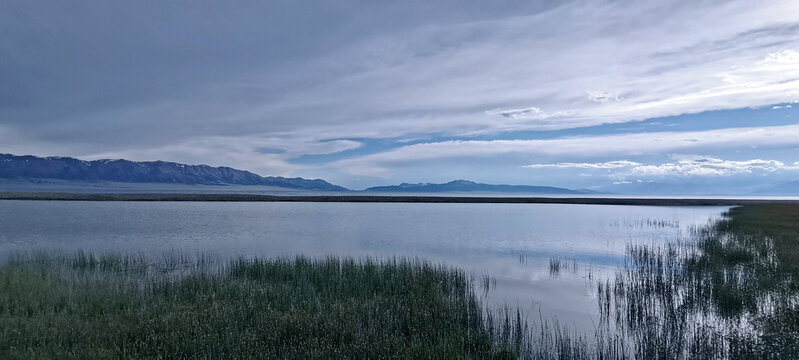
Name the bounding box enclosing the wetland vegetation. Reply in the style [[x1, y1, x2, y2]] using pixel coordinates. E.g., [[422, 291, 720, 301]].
[[1, 204, 798, 359], [596, 204, 799, 358], [1, 253, 525, 359], [561, 204, 799, 358]]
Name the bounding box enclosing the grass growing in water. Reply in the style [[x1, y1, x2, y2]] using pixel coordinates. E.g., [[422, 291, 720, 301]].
[[0, 253, 520, 359], [593, 205, 799, 359], [548, 256, 578, 278]]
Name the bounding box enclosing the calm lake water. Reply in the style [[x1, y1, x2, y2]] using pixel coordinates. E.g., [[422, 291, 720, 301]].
[[0, 200, 727, 331]]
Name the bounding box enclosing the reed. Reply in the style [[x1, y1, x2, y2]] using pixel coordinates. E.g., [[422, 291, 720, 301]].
[[548, 256, 578, 277], [0, 253, 518, 359], [590, 205, 799, 358]]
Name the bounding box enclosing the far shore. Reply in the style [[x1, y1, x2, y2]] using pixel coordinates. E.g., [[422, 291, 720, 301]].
[[2, 191, 799, 206]]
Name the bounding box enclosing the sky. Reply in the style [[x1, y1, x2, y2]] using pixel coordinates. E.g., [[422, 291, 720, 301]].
[[2, 1, 799, 193]]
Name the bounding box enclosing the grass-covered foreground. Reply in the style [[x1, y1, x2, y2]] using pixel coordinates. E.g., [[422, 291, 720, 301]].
[[0, 253, 519, 359]]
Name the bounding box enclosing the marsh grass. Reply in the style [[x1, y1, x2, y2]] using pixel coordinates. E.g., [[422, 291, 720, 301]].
[[0, 253, 523, 359], [529, 206, 799, 359], [590, 205, 799, 359], [610, 218, 681, 229], [548, 257, 578, 278]]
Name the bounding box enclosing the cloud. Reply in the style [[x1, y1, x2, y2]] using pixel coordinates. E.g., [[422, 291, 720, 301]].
[[81, 137, 361, 177], [524, 160, 640, 169], [629, 155, 797, 176], [485, 106, 570, 121], [763, 49, 799, 64], [333, 124, 799, 177], [289, 3, 799, 138], [525, 154, 799, 178], [3, 3, 799, 138], [487, 106, 541, 119], [586, 91, 623, 103]]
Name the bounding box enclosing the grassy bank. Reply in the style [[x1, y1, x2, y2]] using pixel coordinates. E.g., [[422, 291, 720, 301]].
[[0, 253, 518, 359]]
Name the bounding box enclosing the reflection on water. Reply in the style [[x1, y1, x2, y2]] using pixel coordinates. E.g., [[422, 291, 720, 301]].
[[0, 200, 726, 331]]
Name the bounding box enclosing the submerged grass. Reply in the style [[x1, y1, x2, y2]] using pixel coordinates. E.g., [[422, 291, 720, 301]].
[[0, 253, 519, 359]]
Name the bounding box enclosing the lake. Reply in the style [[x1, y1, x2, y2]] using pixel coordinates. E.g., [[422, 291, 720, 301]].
[[0, 200, 727, 331]]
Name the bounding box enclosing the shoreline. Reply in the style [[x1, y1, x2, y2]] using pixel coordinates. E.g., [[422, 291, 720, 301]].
[[2, 191, 798, 206]]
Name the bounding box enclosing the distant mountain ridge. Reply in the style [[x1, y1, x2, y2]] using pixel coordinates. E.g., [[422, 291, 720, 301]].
[[365, 180, 592, 194], [0, 154, 347, 191]]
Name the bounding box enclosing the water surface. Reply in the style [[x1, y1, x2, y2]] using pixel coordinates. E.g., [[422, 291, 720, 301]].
[[0, 200, 726, 331]]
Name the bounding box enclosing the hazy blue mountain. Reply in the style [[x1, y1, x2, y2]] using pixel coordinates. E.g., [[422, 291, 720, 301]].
[[0, 154, 348, 191], [365, 180, 592, 194]]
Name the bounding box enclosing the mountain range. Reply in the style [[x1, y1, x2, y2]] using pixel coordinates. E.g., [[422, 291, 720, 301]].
[[365, 180, 593, 194], [0, 154, 346, 191], [0, 153, 597, 194]]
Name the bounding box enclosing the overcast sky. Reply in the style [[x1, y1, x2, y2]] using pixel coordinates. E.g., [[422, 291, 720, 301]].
[[2, 1, 799, 192]]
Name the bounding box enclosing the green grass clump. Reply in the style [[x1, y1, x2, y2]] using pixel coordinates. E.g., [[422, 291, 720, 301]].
[[0, 253, 517, 359]]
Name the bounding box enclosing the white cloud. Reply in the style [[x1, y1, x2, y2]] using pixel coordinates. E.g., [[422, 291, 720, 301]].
[[333, 124, 799, 177], [527, 154, 799, 178], [282, 1, 799, 138], [763, 49, 799, 64], [524, 160, 640, 169], [629, 155, 797, 176]]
